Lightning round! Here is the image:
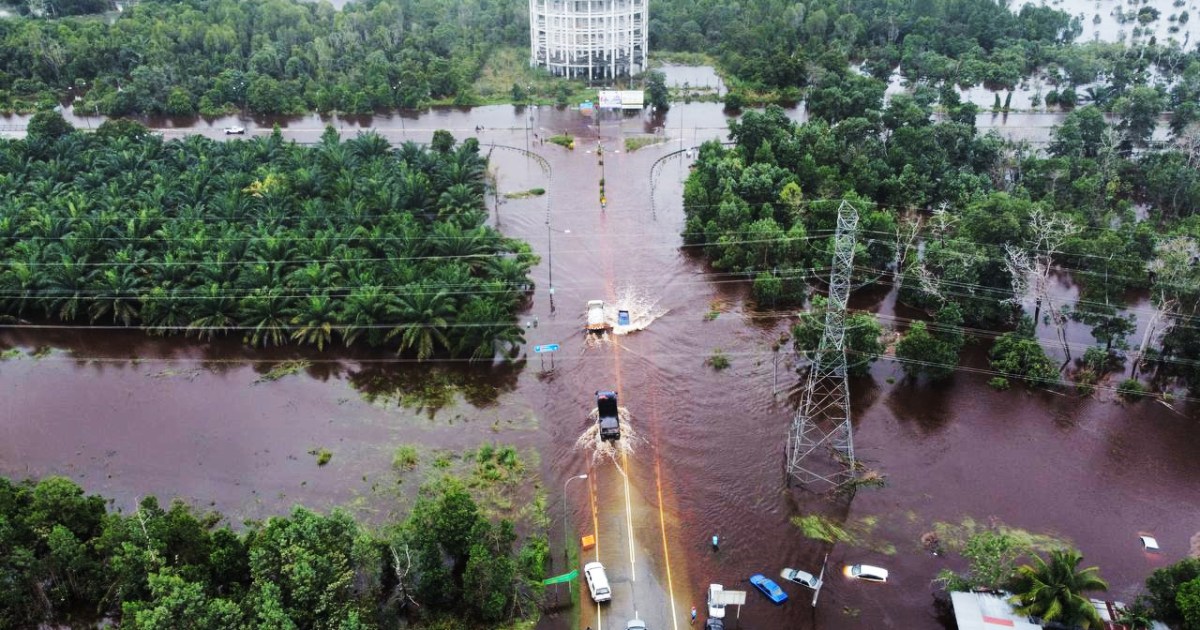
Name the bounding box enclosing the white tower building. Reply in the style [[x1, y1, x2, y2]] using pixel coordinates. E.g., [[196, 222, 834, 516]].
[[529, 0, 648, 80]]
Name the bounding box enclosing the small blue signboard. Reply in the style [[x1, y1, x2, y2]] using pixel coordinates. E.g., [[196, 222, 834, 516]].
[[617, 310, 630, 326], [533, 344, 560, 353]]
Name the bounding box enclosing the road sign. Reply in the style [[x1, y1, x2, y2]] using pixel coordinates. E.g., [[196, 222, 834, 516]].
[[542, 569, 578, 585], [534, 344, 560, 353]]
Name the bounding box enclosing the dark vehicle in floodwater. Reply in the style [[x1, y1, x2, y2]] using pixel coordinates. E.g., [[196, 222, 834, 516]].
[[597, 390, 620, 441]]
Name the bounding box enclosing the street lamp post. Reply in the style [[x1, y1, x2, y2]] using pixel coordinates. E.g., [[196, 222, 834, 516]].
[[562, 473, 588, 598]]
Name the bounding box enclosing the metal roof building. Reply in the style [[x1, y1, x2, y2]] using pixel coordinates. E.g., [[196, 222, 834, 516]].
[[529, 0, 648, 80], [950, 592, 1171, 630]]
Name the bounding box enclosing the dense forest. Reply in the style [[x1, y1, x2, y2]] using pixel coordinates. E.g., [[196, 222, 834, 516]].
[[0, 469, 549, 628], [0, 0, 526, 114], [683, 95, 1200, 392], [0, 113, 536, 360], [3, 0, 1197, 116]]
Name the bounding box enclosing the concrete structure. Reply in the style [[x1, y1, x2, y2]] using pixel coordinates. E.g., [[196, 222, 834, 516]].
[[529, 0, 648, 80]]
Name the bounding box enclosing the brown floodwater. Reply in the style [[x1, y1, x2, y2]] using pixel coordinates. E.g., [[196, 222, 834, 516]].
[[1, 80, 1197, 629]]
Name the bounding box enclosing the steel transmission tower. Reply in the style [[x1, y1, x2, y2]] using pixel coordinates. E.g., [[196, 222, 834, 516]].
[[787, 200, 859, 490]]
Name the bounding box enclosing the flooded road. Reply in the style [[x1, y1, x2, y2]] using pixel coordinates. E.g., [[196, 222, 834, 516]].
[[1, 87, 1198, 630]]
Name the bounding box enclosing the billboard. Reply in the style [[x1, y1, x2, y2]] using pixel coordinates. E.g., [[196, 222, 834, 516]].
[[598, 90, 645, 110]]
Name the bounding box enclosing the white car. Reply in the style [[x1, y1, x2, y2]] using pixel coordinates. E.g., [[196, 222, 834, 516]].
[[584, 561, 612, 602], [844, 564, 889, 582], [781, 567, 822, 590], [223, 126, 245, 135], [707, 583, 726, 619], [626, 619, 647, 630], [586, 299, 608, 331]]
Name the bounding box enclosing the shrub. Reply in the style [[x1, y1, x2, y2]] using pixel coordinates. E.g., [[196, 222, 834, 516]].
[[548, 134, 573, 149], [392, 445, 419, 470], [988, 377, 1011, 390], [1117, 378, 1147, 400], [707, 349, 731, 370], [310, 448, 332, 466]]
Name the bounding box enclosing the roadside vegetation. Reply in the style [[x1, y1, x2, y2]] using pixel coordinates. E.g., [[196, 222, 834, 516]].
[[0, 115, 537, 360], [684, 98, 1200, 393], [0, 472, 549, 628]]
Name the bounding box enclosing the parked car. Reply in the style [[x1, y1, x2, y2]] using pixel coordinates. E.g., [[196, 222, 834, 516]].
[[844, 564, 889, 583], [707, 583, 726, 618], [704, 619, 724, 630], [625, 619, 647, 630], [583, 561, 612, 602], [223, 126, 245, 135], [749, 573, 788, 604], [780, 567, 822, 590]]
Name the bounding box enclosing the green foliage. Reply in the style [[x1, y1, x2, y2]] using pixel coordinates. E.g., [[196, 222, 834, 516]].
[[936, 529, 1032, 592], [0, 472, 549, 628], [1008, 549, 1108, 629], [392, 445, 420, 471], [0, 128, 533, 360], [989, 319, 1060, 388], [646, 70, 670, 111], [547, 134, 574, 149], [793, 296, 884, 377], [310, 447, 332, 466], [0, 0, 528, 114], [706, 349, 731, 370], [1145, 558, 1200, 625], [1179, 578, 1200, 630], [624, 136, 665, 152], [1117, 378, 1148, 400], [25, 110, 73, 141], [896, 304, 965, 381]]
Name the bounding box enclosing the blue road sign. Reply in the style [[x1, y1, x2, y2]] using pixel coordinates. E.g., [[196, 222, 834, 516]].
[[533, 344, 560, 353]]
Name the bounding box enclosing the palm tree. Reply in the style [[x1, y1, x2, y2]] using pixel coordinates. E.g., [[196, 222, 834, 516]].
[[238, 287, 294, 347], [188, 283, 238, 341], [1009, 549, 1108, 629], [387, 287, 454, 360], [290, 294, 338, 350]]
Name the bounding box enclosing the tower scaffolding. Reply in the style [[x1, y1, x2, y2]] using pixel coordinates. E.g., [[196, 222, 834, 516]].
[[787, 200, 859, 491]]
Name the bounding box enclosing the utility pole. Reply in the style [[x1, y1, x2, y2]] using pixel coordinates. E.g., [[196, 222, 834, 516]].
[[787, 200, 860, 491]]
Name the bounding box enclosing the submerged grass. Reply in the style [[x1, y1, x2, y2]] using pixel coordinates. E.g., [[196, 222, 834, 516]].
[[309, 447, 332, 466], [255, 360, 311, 384], [792, 514, 897, 555], [624, 136, 666, 152], [392, 444, 419, 471], [503, 187, 546, 199]]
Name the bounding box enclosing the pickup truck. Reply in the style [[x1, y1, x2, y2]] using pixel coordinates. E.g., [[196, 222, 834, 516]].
[[586, 300, 609, 332], [596, 390, 621, 441]]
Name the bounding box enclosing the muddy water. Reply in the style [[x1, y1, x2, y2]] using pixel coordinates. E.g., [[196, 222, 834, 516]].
[[1, 94, 1198, 629]]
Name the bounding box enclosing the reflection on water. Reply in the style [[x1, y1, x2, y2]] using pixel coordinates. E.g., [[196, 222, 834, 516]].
[[349, 359, 525, 418]]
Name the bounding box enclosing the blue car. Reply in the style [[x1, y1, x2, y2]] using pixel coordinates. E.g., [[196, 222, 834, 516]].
[[749, 573, 788, 604]]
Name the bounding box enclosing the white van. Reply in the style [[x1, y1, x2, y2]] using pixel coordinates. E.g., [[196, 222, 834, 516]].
[[583, 561, 612, 602]]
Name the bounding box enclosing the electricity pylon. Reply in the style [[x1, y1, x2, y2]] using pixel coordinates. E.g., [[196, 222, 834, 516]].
[[787, 200, 859, 490]]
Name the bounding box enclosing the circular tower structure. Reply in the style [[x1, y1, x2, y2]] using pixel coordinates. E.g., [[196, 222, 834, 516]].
[[529, 0, 648, 80]]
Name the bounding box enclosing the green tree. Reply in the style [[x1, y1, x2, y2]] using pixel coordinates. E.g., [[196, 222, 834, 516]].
[[989, 319, 1060, 388], [793, 296, 884, 377], [1145, 558, 1200, 626], [646, 70, 669, 111], [1009, 549, 1108, 629], [936, 529, 1031, 592], [26, 110, 74, 142]]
